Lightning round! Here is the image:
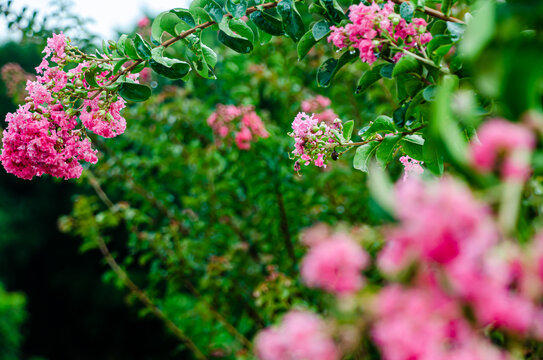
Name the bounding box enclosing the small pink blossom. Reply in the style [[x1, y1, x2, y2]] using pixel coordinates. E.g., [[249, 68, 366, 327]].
[[137, 17, 150, 28], [399, 155, 423, 181], [255, 311, 339, 360], [470, 118, 535, 180], [301, 232, 369, 294], [207, 104, 268, 150]]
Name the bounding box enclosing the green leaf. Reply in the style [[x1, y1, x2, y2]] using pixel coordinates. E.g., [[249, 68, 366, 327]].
[[427, 35, 452, 55], [134, 34, 152, 59], [459, 0, 495, 60], [423, 85, 437, 101], [116, 34, 128, 56], [317, 50, 357, 87], [353, 142, 379, 172], [150, 47, 191, 79], [393, 103, 411, 128], [319, 0, 345, 24], [360, 115, 396, 140], [311, 19, 330, 41], [249, 10, 284, 36], [204, 0, 224, 23], [226, 0, 247, 18], [228, 17, 255, 42], [84, 67, 100, 88], [151, 13, 167, 43], [343, 120, 354, 142], [400, 2, 414, 22], [430, 20, 447, 36], [190, 7, 213, 23], [218, 17, 254, 53], [403, 134, 425, 145], [441, 0, 453, 17], [170, 8, 196, 27], [376, 135, 401, 166], [355, 64, 385, 94], [297, 30, 317, 60], [380, 63, 395, 79], [118, 82, 151, 102], [392, 55, 421, 77], [160, 12, 183, 37], [406, 88, 425, 119], [202, 44, 218, 68], [257, 27, 273, 44], [432, 74, 468, 165], [112, 58, 129, 75], [401, 139, 424, 161], [446, 21, 465, 42], [102, 40, 111, 56], [123, 38, 140, 60], [277, 0, 305, 42], [423, 140, 444, 175], [218, 31, 253, 53]]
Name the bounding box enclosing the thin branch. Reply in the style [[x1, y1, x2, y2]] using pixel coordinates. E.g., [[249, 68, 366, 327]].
[[94, 234, 208, 360]]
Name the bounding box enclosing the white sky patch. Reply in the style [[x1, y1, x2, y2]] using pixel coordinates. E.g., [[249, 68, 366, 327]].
[[1, 0, 191, 41]]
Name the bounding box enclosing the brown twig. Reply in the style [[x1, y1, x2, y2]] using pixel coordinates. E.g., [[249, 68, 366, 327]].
[[94, 233, 208, 360]]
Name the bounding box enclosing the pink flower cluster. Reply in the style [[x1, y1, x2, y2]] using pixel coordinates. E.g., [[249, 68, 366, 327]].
[[327, 1, 432, 64], [373, 177, 543, 358], [373, 285, 507, 360], [255, 311, 339, 360], [290, 112, 344, 171], [300, 226, 369, 294], [399, 155, 423, 181], [1, 103, 97, 180], [301, 95, 338, 125], [470, 118, 535, 181], [1, 33, 134, 180], [207, 104, 269, 150]]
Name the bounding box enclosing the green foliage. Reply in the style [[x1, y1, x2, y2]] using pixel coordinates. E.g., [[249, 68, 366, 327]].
[[0, 283, 26, 360]]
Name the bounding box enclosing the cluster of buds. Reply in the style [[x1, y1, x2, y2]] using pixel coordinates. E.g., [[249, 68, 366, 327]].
[[290, 112, 345, 171], [207, 104, 269, 150], [0, 33, 137, 180], [328, 1, 432, 64]]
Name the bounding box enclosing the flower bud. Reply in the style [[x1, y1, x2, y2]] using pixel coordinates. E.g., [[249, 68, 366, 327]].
[[311, 126, 320, 133], [406, 35, 413, 43], [372, 39, 381, 47], [74, 80, 84, 88], [106, 112, 115, 122]]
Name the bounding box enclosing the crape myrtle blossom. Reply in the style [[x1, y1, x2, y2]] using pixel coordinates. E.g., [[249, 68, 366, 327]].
[[300, 227, 369, 294], [469, 118, 536, 181], [399, 155, 423, 181], [327, 1, 432, 64], [207, 104, 269, 150], [301, 95, 338, 124], [378, 177, 543, 339], [1, 33, 136, 180], [289, 112, 345, 171], [372, 285, 508, 360], [254, 311, 339, 360]]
